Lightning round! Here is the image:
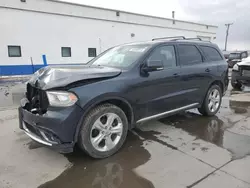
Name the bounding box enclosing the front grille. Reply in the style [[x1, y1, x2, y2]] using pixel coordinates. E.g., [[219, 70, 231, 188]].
[[240, 66, 250, 76], [242, 70, 250, 76], [26, 83, 49, 114]]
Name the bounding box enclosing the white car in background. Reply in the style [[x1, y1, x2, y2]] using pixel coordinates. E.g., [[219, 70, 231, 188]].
[[231, 57, 250, 89]]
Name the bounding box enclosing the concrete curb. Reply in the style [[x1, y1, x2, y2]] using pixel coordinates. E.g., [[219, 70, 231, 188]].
[[230, 93, 250, 104], [0, 75, 30, 80], [0, 75, 30, 85]]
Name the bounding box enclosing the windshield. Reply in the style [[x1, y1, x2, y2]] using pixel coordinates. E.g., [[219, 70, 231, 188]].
[[90, 44, 151, 68], [229, 53, 241, 59]]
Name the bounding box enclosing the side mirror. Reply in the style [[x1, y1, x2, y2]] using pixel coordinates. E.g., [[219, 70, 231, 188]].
[[142, 60, 164, 72]]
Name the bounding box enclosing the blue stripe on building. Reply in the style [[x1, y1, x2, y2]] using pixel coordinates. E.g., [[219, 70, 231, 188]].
[[0, 54, 48, 76], [0, 65, 45, 76], [0, 55, 86, 75]]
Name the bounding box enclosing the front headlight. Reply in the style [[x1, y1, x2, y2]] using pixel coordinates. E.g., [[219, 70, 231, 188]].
[[232, 64, 239, 71], [46, 91, 78, 107]]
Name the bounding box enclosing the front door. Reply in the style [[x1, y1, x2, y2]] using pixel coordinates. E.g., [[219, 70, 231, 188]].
[[135, 45, 184, 119]]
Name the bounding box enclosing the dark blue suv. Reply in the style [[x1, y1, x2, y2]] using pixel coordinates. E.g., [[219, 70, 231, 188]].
[[19, 37, 229, 158]]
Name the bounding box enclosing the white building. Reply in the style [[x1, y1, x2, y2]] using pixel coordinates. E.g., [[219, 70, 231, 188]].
[[0, 0, 218, 75]]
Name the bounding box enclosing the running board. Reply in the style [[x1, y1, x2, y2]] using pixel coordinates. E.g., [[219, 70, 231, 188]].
[[136, 103, 199, 124]]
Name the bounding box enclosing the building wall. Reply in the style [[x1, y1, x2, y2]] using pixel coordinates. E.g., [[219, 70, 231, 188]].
[[0, 0, 217, 75]]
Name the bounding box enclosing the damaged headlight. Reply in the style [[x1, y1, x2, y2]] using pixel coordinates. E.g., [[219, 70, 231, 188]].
[[46, 91, 78, 107], [232, 64, 239, 71]]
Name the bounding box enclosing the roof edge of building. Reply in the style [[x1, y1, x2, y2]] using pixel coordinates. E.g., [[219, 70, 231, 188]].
[[47, 0, 218, 28]]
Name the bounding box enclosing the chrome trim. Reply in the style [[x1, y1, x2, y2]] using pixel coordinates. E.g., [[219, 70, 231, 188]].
[[22, 122, 53, 146], [156, 67, 164, 71], [40, 130, 58, 144], [136, 103, 199, 123]]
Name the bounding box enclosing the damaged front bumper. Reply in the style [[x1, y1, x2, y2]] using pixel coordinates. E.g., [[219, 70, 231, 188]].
[[232, 70, 250, 85], [18, 98, 84, 153]]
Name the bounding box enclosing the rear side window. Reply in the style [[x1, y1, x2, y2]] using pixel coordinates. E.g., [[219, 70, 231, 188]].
[[148, 46, 176, 68], [178, 45, 202, 66], [200, 46, 223, 61]]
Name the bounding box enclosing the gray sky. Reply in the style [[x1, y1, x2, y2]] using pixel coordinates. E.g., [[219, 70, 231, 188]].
[[61, 0, 250, 51]]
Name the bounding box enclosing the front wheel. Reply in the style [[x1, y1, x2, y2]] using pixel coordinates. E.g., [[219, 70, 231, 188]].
[[78, 104, 128, 159], [198, 85, 222, 116]]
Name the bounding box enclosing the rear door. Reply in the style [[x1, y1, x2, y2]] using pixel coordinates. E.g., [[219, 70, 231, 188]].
[[199, 45, 227, 92], [176, 44, 209, 105]]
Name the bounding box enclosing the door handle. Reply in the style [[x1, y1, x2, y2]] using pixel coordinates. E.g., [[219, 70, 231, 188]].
[[205, 68, 210, 72], [173, 73, 179, 77]]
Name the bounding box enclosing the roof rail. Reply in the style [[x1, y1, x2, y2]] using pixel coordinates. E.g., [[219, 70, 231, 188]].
[[152, 36, 186, 41], [171, 37, 211, 43], [186, 37, 202, 41]]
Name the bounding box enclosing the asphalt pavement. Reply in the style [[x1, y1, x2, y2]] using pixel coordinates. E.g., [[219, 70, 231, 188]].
[[1, 81, 250, 188]]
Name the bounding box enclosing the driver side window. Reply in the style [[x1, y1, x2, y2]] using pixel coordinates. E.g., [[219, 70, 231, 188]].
[[148, 46, 177, 68]]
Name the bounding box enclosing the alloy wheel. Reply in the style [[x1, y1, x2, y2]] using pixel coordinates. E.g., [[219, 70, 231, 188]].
[[208, 88, 221, 112], [90, 113, 123, 152]]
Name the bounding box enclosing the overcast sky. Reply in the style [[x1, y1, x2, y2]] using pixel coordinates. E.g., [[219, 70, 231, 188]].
[[61, 0, 250, 51]]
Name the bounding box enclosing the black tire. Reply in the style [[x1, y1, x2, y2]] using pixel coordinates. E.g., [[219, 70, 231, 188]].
[[78, 103, 128, 159], [198, 85, 222, 116], [231, 79, 242, 90]]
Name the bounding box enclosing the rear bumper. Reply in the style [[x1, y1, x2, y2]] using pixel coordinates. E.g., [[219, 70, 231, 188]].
[[18, 98, 84, 153]]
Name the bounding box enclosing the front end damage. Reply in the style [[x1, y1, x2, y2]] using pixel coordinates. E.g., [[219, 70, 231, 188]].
[[19, 83, 83, 153], [18, 65, 121, 152], [232, 64, 250, 87]]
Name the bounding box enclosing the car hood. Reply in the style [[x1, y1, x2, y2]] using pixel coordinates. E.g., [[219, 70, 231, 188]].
[[229, 59, 241, 62], [28, 65, 122, 90], [237, 57, 250, 66]]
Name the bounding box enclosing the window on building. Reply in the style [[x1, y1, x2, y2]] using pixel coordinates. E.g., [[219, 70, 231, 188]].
[[88, 48, 97, 57], [178, 45, 202, 66], [61, 47, 71, 57], [148, 46, 176, 68], [200, 46, 223, 61], [8, 46, 21, 57]]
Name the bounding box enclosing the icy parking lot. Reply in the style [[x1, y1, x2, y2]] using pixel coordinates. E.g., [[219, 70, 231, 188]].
[[1, 81, 250, 188]]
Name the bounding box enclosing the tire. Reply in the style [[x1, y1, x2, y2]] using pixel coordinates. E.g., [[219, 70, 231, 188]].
[[198, 85, 222, 116], [231, 79, 242, 90], [78, 103, 128, 159]]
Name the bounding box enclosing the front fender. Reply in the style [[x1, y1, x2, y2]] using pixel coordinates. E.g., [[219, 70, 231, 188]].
[[72, 93, 134, 142]]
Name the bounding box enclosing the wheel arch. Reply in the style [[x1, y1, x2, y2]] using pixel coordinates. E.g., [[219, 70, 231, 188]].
[[200, 80, 224, 106], [210, 80, 224, 92], [74, 95, 134, 142]]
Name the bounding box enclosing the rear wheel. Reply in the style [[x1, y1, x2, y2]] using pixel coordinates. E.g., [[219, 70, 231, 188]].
[[198, 85, 222, 116], [78, 104, 128, 158]]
